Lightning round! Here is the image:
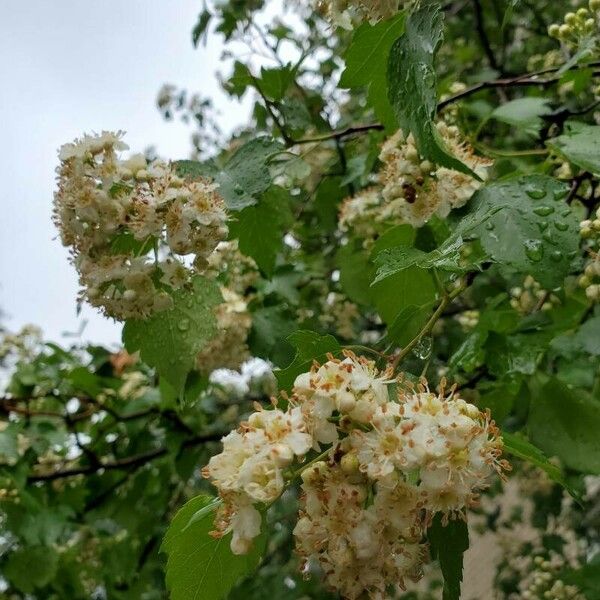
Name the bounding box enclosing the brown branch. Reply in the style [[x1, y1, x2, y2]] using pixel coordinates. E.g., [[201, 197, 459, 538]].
[[293, 123, 385, 145], [472, 0, 503, 74], [27, 432, 225, 483], [438, 63, 600, 111]]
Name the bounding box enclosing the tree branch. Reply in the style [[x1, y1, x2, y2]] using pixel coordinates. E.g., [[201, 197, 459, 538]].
[[27, 432, 225, 482]]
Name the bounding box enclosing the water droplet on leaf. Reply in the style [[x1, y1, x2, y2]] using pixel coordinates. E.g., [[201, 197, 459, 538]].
[[524, 239, 544, 262], [178, 318, 190, 332], [533, 206, 554, 217], [525, 186, 546, 200], [554, 221, 569, 231]]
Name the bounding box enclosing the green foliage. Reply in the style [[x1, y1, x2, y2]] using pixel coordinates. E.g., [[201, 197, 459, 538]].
[[229, 186, 293, 275], [340, 13, 406, 129], [548, 121, 600, 176], [428, 516, 469, 600], [502, 432, 581, 500], [387, 4, 474, 175], [123, 276, 222, 394], [528, 378, 600, 474], [176, 137, 284, 210], [4, 546, 59, 593], [490, 97, 552, 137], [162, 495, 265, 600]]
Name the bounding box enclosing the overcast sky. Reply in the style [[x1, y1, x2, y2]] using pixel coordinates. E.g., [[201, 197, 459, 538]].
[[0, 1, 251, 347]]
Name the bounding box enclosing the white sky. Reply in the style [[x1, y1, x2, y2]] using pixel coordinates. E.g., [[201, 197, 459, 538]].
[[0, 1, 248, 347]]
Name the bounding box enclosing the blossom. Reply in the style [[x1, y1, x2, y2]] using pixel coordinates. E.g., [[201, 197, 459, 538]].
[[53, 131, 228, 319], [196, 287, 252, 375], [316, 0, 411, 29], [378, 123, 490, 227], [202, 404, 312, 554], [203, 353, 509, 595]]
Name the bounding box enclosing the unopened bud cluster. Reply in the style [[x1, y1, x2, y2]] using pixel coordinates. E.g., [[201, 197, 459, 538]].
[[510, 276, 559, 314], [548, 2, 600, 53], [53, 131, 227, 319], [203, 352, 508, 598], [455, 309, 479, 330], [315, 0, 408, 30], [517, 555, 584, 600]]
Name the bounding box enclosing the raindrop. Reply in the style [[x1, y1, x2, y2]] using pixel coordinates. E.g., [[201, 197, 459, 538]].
[[553, 188, 568, 200], [554, 221, 569, 231], [413, 336, 433, 360], [525, 186, 546, 200], [485, 221, 494, 230], [551, 250, 563, 262], [524, 239, 544, 262], [178, 318, 190, 332], [234, 184, 244, 196], [560, 209, 572, 218], [537, 222, 549, 232], [533, 206, 554, 217]]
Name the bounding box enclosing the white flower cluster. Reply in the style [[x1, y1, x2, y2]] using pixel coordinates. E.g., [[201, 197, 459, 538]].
[[548, 1, 600, 54], [338, 188, 385, 244], [196, 287, 252, 375], [378, 123, 490, 227], [53, 131, 228, 319], [203, 405, 313, 554], [315, 0, 408, 29], [203, 352, 507, 598], [509, 275, 559, 313], [319, 292, 361, 339]]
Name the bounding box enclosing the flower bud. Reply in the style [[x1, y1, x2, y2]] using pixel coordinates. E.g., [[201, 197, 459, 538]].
[[591, 0, 600, 11], [548, 23, 561, 38], [340, 452, 360, 474], [558, 24, 573, 39], [565, 12, 577, 25]]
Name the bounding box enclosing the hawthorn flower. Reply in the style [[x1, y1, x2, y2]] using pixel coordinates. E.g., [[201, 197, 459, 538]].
[[196, 287, 252, 375], [378, 123, 491, 227], [53, 131, 228, 319], [204, 352, 509, 595], [203, 404, 312, 554], [316, 0, 410, 29]]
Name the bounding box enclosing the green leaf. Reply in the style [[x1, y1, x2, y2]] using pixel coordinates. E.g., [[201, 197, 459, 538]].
[[192, 9, 212, 47], [175, 137, 284, 210], [275, 330, 341, 391], [371, 265, 437, 325], [372, 236, 465, 284], [162, 495, 264, 600], [229, 186, 292, 276], [123, 276, 222, 394], [547, 121, 600, 176], [466, 175, 577, 289], [385, 301, 436, 346], [340, 13, 406, 129], [561, 555, 600, 598], [248, 306, 296, 367], [502, 432, 581, 501], [387, 4, 475, 176], [4, 546, 59, 593], [491, 97, 552, 137], [258, 65, 296, 101], [428, 516, 469, 600], [528, 378, 600, 474]]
